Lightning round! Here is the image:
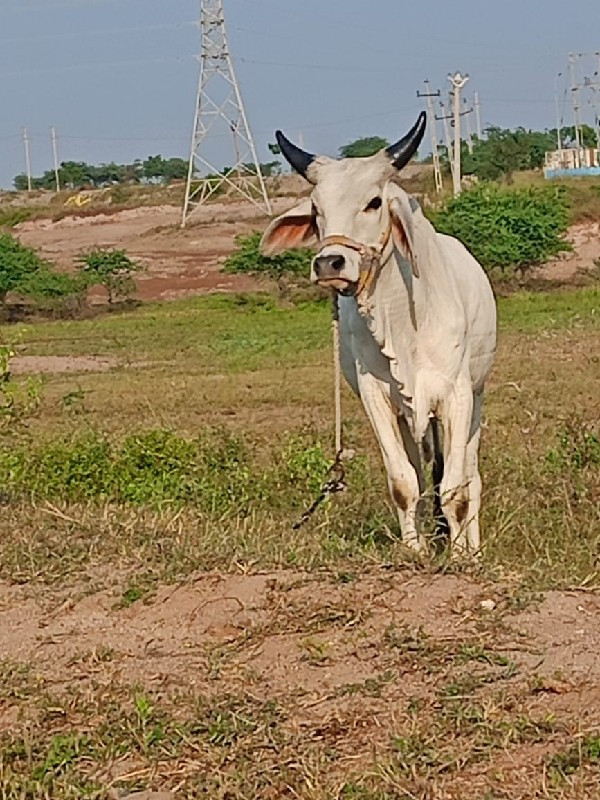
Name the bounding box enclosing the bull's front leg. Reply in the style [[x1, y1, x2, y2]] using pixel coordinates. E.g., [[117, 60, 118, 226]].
[[357, 371, 426, 553]]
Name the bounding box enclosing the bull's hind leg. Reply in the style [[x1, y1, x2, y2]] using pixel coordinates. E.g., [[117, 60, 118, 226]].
[[462, 391, 484, 554], [439, 380, 475, 556], [358, 373, 426, 553]]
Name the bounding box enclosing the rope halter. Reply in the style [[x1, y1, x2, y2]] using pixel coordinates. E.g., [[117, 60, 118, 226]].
[[317, 223, 393, 297]]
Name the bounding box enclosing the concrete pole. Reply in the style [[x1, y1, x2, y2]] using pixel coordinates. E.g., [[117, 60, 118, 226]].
[[440, 98, 455, 187], [554, 73, 563, 151], [464, 97, 474, 154], [418, 81, 443, 193], [51, 126, 61, 191], [23, 127, 32, 191], [474, 91, 482, 138], [569, 53, 582, 159]]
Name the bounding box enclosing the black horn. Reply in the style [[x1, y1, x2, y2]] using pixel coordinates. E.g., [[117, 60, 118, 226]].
[[386, 112, 427, 170], [275, 130, 316, 179]]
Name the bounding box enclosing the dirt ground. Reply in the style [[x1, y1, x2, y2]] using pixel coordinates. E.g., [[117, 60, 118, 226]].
[[14, 199, 298, 301], [14, 200, 600, 303], [2, 569, 600, 796]]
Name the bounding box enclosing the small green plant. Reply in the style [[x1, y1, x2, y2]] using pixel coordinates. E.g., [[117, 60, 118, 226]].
[[547, 735, 600, 778], [430, 184, 571, 272], [78, 247, 141, 304], [0, 336, 43, 433], [223, 231, 314, 278], [546, 420, 600, 472]]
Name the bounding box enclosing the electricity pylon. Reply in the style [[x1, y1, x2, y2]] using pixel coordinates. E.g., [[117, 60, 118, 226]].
[[182, 0, 271, 227]]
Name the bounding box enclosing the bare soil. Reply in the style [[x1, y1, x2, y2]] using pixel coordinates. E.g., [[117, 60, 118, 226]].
[[15, 199, 301, 301], [10, 355, 118, 374], [2, 569, 600, 796], [536, 220, 600, 282]]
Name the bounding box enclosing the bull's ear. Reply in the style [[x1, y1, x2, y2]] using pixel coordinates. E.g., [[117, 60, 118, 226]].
[[388, 190, 420, 279], [260, 199, 318, 256]]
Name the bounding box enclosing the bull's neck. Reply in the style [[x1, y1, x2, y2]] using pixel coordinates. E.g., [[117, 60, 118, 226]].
[[357, 243, 451, 328]]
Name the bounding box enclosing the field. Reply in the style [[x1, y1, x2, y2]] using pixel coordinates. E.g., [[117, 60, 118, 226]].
[[0, 280, 599, 798]]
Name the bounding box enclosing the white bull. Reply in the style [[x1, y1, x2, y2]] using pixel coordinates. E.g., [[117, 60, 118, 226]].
[[261, 113, 497, 554]]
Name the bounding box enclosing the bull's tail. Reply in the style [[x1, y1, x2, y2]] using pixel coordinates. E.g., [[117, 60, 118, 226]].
[[431, 417, 450, 544]]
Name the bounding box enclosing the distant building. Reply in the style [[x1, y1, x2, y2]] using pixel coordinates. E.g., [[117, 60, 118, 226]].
[[544, 147, 600, 179]]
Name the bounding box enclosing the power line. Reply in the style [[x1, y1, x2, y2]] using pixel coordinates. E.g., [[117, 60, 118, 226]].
[[0, 55, 193, 79], [0, 20, 196, 45]]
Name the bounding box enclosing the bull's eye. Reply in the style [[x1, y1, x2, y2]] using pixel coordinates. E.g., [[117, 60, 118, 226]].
[[365, 196, 382, 211]]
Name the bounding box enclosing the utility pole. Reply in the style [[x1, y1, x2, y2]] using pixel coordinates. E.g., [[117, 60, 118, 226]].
[[554, 72, 563, 151], [417, 81, 443, 193], [50, 126, 61, 192], [448, 72, 469, 196], [597, 53, 600, 150], [569, 53, 582, 157], [182, 0, 271, 227], [437, 98, 455, 187], [463, 97, 474, 154], [474, 91, 482, 138], [22, 127, 32, 192]]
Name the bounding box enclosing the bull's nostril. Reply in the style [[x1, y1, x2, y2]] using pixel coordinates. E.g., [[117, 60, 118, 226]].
[[330, 255, 345, 271]]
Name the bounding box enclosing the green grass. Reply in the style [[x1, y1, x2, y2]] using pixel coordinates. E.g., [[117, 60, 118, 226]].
[[4, 288, 598, 366], [497, 287, 600, 332], [3, 293, 331, 370]]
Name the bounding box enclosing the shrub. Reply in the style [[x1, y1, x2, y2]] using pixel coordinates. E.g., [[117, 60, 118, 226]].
[[78, 248, 140, 304], [430, 184, 571, 272], [0, 428, 366, 517], [0, 234, 49, 306], [223, 232, 314, 278], [0, 233, 82, 308]]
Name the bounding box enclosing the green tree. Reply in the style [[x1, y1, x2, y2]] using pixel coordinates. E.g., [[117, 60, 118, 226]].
[[162, 157, 188, 182], [555, 124, 598, 149], [339, 136, 389, 158], [143, 155, 188, 183], [457, 127, 556, 182]]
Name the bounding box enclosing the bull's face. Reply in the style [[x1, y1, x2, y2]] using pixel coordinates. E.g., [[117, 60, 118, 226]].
[[309, 157, 395, 292], [260, 113, 426, 295]]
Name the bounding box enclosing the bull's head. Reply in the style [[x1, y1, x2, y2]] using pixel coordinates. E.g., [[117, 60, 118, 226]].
[[260, 112, 427, 295]]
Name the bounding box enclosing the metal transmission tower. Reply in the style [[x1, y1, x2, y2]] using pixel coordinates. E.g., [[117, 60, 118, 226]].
[[182, 0, 271, 227]]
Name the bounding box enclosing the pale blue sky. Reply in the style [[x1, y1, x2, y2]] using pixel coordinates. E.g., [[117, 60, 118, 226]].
[[1, 0, 599, 188]]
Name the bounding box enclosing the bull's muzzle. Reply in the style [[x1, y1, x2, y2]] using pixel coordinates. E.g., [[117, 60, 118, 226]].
[[311, 252, 356, 294], [313, 253, 346, 279]]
